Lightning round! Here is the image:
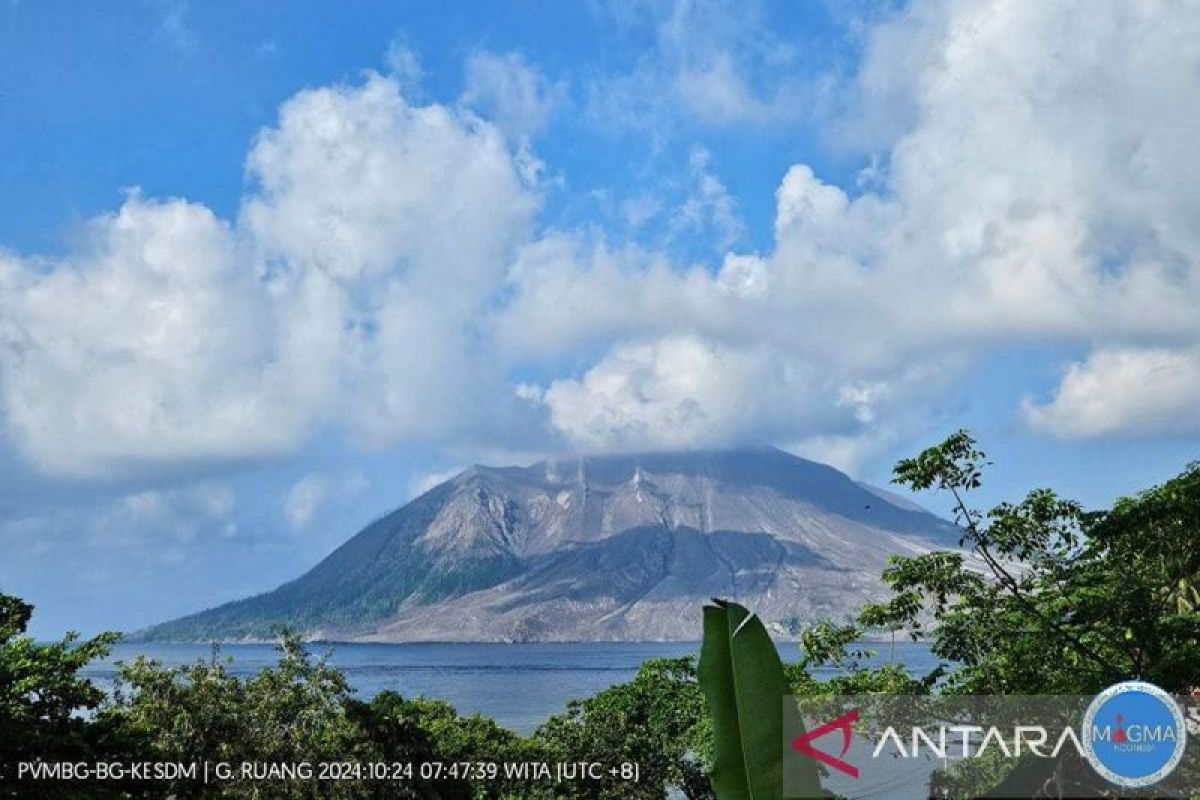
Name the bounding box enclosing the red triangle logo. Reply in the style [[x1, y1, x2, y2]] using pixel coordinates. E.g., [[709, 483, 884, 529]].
[[792, 708, 860, 778]]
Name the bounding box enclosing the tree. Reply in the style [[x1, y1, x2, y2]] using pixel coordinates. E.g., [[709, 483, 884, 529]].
[[361, 693, 534, 799], [536, 657, 713, 800], [851, 430, 1200, 696], [343, 692, 473, 799], [104, 640, 541, 799], [102, 635, 368, 798], [786, 620, 942, 698], [0, 593, 124, 799]]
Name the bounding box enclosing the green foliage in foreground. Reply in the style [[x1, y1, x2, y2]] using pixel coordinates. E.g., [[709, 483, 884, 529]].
[[0, 595, 123, 799], [0, 607, 713, 799], [537, 657, 711, 800], [698, 600, 818, 800], [3, 430, 1198, 799], [854, 430, 1200, 695]]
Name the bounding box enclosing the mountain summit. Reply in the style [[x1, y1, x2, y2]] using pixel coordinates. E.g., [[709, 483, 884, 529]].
[[141, 447, 960, 642]]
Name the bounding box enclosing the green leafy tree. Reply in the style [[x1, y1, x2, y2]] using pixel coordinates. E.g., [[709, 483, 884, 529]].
[[786, 620, 941, 697], [102, 635, 370, 798], [851, 430, 1200, 695], [343, 692, 477, 799], [104, 639, 544, 799], [537, 657, 713, 800], [366, 693, 535, 799], [0, 593, 125, 799]]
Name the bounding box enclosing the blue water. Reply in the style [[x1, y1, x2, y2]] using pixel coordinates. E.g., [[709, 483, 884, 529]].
[[87, 641, 938, 734]]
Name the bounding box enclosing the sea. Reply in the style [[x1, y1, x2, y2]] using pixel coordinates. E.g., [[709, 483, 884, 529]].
[[86, 641, 939, 734]]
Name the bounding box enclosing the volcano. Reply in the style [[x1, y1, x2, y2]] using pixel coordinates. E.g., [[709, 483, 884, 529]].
[[140, 447, 960, 642]]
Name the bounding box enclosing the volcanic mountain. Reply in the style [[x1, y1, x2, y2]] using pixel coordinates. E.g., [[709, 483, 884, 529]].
[[140, 447, 961, 642]]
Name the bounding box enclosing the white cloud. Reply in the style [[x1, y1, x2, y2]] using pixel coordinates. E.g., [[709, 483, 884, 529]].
[[283, 471, 368, 530], [668, 147, 744, 252], [541, 335, 850, 451], [0, 73, 539, 477], [384, 39, 424, 93], [1024, 348, 1200, 439], [283, 475, 327, 530], [0, 195, 317, 476], [461, 50, 563, 143], [1, 482, 239, 559], [837, 0, 1200, 341], [115, 483, 235, 542], [535, 330, 955, 454], [509, 0, 1200, 447], [542, 336, 757, 451], [0, 481, 245, 621], [585, 0, 809, 130], [787, 434, 891, 477], [244, 73, 533, 287], [620, 194, 663, 231], [406, 466, 464, 500], [244, 75, 538, 447], [674, 52, 779, 125], [4, 0, 1200, 484]]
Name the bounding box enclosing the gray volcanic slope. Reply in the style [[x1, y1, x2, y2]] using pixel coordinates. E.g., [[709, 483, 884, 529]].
[[141, 447, 961, 642]]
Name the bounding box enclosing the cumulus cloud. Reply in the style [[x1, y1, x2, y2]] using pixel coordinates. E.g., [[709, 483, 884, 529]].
[[0, 73, 538, 477], [244, 74, 533, 286], [244, 74, 539, 445], [1024, 348, 1200, 439], [0, 195, 315, 476], [543, 336, 769, 450], [535, 330, 956, 455], [541, 335, 870, 452]]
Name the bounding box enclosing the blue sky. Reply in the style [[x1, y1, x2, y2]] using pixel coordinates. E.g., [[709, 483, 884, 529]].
[[2, 0, 1198, 638]]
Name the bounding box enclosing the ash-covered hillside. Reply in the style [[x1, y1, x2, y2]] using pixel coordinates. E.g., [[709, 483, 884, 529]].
[[139, 447, 960, 642]]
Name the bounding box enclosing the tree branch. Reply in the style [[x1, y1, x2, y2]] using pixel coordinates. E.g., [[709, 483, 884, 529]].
[[946, 485, 1114, 675]]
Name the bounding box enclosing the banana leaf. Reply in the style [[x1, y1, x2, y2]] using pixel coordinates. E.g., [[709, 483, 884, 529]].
[[698, 599, 821, 799]]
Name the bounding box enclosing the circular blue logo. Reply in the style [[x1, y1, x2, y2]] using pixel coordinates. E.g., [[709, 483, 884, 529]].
[[1082, 681, 1187, 788]]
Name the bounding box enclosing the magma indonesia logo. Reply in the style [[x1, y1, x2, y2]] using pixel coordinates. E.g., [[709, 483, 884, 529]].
[[1082, 680, 1188, 789]]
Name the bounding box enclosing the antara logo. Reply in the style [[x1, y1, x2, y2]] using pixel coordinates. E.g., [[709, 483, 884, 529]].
[[791, 709, 860, 778]]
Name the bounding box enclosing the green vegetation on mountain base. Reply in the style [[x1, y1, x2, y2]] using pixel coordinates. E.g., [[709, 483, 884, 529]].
[[140, 552, 526, 643]]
